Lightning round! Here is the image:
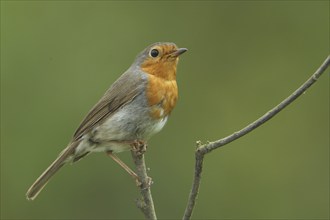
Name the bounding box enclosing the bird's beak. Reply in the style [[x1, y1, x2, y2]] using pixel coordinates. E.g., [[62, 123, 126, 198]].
[[170, 48, 188, 57]]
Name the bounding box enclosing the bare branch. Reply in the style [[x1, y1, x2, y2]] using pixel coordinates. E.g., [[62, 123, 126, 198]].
[[131, 146, 157, 220], [183, 56, 330, 220]]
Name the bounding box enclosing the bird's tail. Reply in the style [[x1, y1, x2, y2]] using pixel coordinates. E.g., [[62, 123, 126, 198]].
[[26, 142, 78, 200]]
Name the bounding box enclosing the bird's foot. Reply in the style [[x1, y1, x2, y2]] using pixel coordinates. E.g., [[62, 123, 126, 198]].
[[131, 140, 147, 156]]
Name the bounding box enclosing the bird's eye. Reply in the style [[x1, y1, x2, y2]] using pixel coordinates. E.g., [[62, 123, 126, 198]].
[[150, 49, 159, 58]]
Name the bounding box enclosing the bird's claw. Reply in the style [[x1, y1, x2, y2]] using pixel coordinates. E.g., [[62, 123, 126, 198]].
[[131, 140, 147, 155]]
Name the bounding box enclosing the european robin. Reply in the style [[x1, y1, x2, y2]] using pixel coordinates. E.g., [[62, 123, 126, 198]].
[[26, 42, 187, 200]]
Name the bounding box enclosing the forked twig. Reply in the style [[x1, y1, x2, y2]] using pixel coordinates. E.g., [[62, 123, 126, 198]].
[[183, 56, 330, 220]]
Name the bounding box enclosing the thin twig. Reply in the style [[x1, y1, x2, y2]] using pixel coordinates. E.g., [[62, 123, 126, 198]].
[[183, 56, 330, 220], [131, 146, 157, 220]]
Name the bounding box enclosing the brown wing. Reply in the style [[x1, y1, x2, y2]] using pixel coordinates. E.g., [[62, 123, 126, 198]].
[[72, 70, 146, 141]]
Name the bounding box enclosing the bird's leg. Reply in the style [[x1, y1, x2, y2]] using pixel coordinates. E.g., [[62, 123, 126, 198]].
[[106, 151, 139, 181], [106, 140, 149, 187]]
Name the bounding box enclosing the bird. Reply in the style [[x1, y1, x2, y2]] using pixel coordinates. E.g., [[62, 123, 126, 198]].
[[26, 42, 187, 200]]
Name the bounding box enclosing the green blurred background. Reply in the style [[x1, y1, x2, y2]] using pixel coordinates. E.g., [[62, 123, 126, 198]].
[[1, 1, 329, 219]]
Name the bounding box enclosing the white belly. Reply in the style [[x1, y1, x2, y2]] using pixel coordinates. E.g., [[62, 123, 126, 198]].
[[74, 112, 168, 156]]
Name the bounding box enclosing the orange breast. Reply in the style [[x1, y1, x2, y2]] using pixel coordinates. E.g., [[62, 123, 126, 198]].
[[146, 75, 178, 119]]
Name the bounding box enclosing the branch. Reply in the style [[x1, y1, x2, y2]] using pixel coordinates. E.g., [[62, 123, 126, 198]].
[[183, 56, 330, 220], [131, 146, 157, 220]]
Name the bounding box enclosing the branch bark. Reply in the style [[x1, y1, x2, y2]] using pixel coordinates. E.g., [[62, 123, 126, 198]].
[[131, 147, 157, 220], [182, 55, 330, 220]]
